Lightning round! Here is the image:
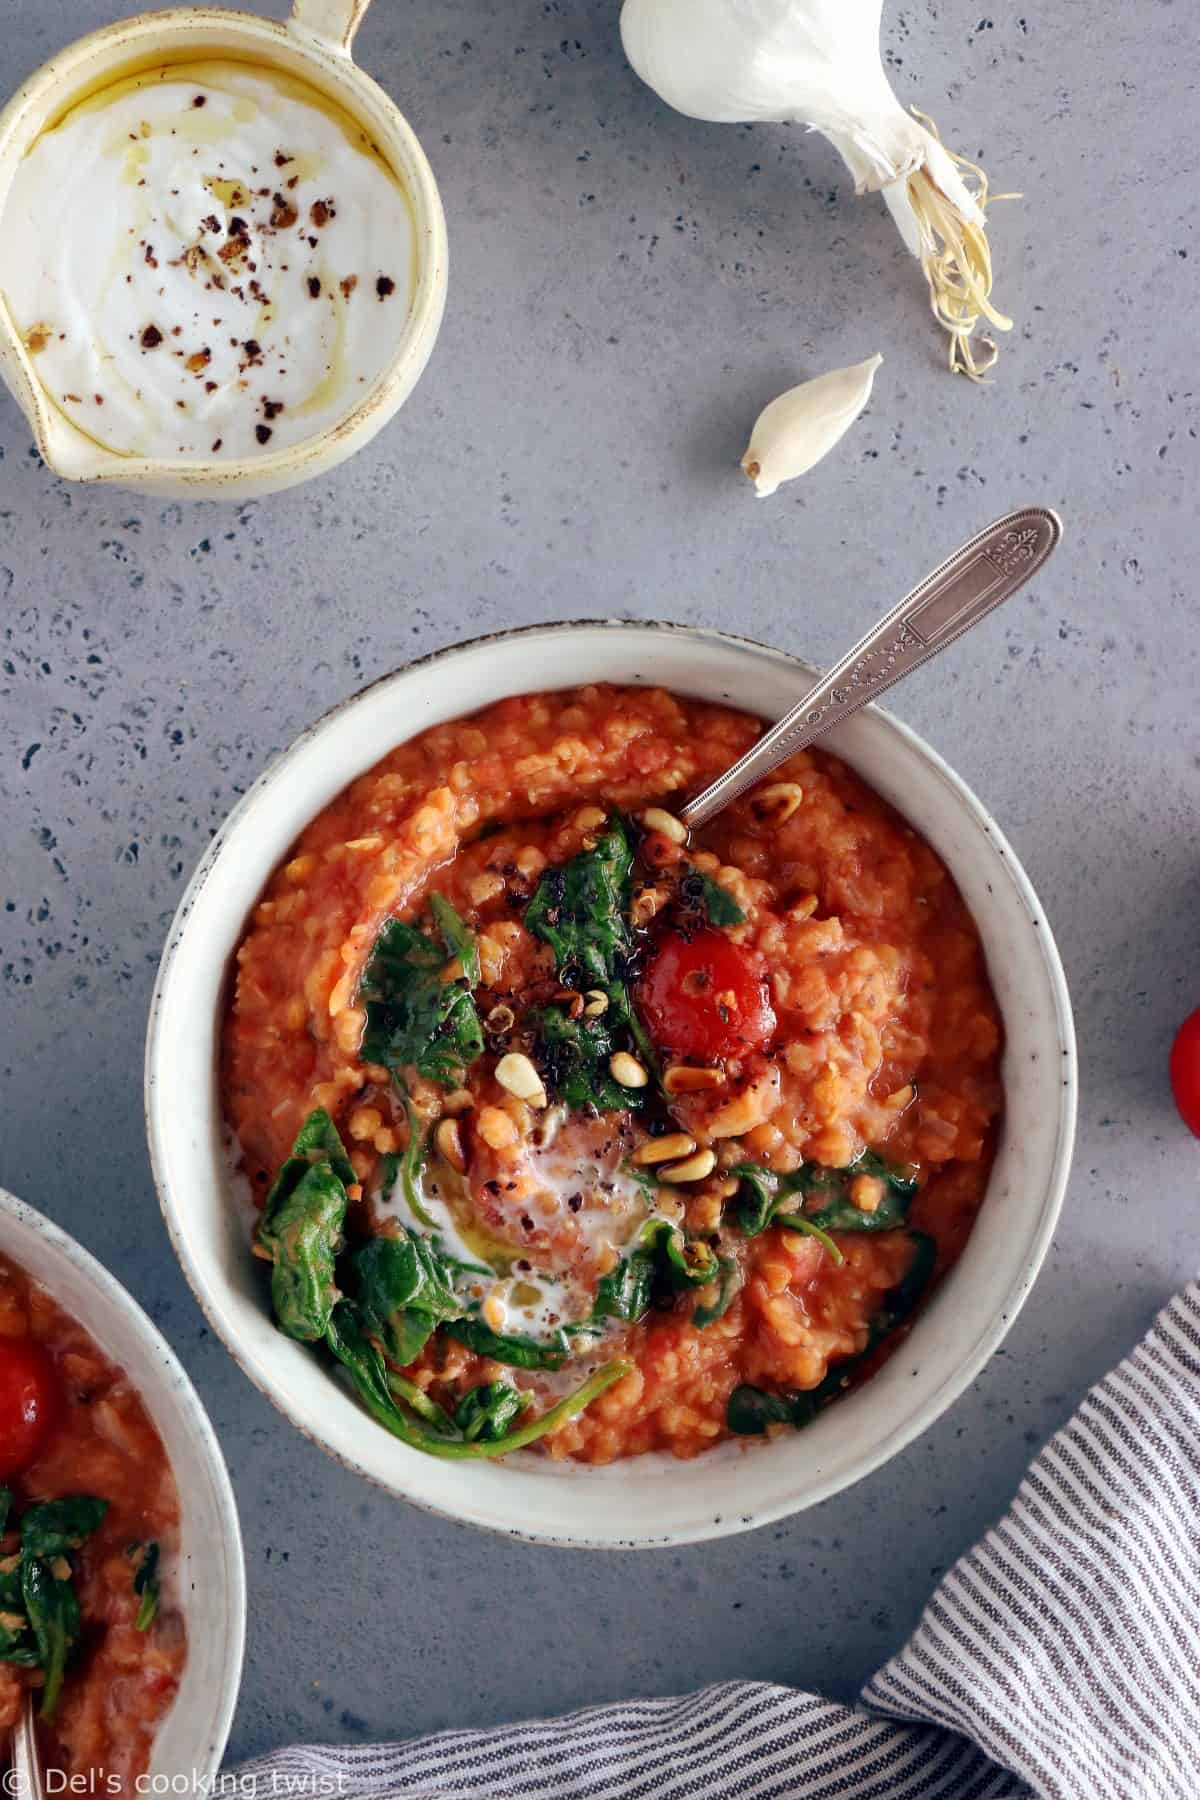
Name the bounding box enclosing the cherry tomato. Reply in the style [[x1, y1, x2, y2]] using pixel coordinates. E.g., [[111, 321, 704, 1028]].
[[1170, 1007, 1200, 1138], [0, 1337, 59, 1480], [637, 927, 776, 1062]]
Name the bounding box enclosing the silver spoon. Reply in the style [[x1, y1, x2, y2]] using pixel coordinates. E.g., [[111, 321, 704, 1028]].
[[681, 505, 1063, 829], [11, 1693, 44, 1800]]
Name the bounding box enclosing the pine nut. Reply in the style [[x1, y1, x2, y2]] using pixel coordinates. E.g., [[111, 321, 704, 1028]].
[[750, 782, 803, 826], [658, 1149, 717, 1184], [582, 989, 609, 1017], [663, 1064, 726, 1095], [631, 887, 665, 926], [494, 1052, 548, 1108], [850, 1174, 886, 1214], [609, 1052, 648, 1089], [639, 807, 687, 845], [436, 1118, 467, 1173], [632, 1132, 697, 1167]]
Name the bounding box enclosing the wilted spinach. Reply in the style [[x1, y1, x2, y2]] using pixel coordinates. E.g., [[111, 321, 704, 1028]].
[[326, 1300, 627, 1457], [353, 1229, 471, 1366], [591, 1216, 720, 1327], [131, 1541, 160, 1631], [444, 1317, 573, 1370], [359, 896, 484, 1088], [731, 1149, 919, 1256], [454, 1380, 533, 1443], [0, 1495, 108, 1718], [526, 813, 658, 1076], [727, 1231, 936, 1436], [257, 1109, 353, 1342], [531, 1004, 637, 1113], [679, 867, 745, 928]]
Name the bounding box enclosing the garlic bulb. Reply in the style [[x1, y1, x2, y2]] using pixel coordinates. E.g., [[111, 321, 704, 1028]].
[[741, 353, 882, 496], [621, 0, 1012, 378]]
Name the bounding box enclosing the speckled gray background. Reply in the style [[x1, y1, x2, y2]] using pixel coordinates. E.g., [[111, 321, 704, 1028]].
[[2, 0, 1197, 1763]]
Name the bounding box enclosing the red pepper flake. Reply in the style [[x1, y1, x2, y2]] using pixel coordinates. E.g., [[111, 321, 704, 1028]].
[[310, 199, 331, 228], [94, 394, 104, 405], [340, 275, 358, 299], [270, 193, 299, 230], [185, 348, 211, 374], [143, 243, 158, 268], [255, 424, 273, 445], [205, 380, 217, 393], [286, 176, 299, 190], [140, 324, 163, 348], [307, 276, 321, 299], [375, 275, 396, 300], [64, 393, 82, 404]]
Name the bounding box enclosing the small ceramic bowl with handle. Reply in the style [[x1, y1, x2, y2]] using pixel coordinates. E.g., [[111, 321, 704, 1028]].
[[145, 621, 1077, 1549], [0, 1186, 246, 1778], [0, 0, 447, 499]]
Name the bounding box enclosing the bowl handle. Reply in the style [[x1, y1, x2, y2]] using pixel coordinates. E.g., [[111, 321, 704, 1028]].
[[289, 0, 373, 55]]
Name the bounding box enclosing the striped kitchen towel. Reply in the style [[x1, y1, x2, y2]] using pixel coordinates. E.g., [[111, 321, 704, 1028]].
[[231, 1282, 1200, 1800]]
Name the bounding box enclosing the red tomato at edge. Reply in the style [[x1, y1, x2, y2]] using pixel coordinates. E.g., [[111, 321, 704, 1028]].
[[1170, 1007, 1200, 1138], [638, 927, 776, 1062], [0, 1337, 60, 1480]]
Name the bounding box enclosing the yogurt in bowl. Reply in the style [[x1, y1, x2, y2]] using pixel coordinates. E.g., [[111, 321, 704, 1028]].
[[3, 62, 416, 462], [0, 1, 447, 498]]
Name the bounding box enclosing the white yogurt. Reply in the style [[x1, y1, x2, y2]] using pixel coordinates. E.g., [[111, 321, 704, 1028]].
[[1, 61, 416, 460]]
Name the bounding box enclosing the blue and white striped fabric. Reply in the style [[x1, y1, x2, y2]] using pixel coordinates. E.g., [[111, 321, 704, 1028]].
[[233, 1284, 1200, 1800]]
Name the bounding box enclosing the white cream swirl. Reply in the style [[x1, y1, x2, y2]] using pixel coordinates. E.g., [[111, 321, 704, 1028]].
[[1, 61, 416, 461]]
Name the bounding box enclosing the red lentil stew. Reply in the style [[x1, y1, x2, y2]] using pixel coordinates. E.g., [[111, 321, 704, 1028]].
[[0, 1254, 185, 1788], [223, 684, 1003, 1464]]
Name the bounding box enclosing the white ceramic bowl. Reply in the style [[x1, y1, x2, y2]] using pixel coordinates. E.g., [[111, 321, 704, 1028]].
[[146, 622, 1076, 1548], [0, 1188, 245, 1775]]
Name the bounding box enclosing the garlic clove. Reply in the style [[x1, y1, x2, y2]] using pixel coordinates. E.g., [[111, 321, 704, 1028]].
[[740, 352, 883, 498]]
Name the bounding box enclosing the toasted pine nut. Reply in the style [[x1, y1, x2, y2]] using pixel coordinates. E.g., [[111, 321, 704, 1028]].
[[750, 782, 803, 826], [632, 1132, 698, 1167], [436, 1118, 467, 1173], [639, 806, 687, 845], [884, 1083, 915, 1110], [494, 1052, 547, 1107], [442, 1088, 475, 1116], [583, 989, 609, 1017], [663, 1064, 726, 1095], [658, 1149, 717, 1184], [850, 1174, 886, 1214], [630, 887, 666, 926], [609, 1052, 649, 1089]]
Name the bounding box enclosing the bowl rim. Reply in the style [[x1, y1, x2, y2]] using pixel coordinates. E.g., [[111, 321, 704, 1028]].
[[145, 619, 1078, 1547], [0, 1184, 247, 1771]]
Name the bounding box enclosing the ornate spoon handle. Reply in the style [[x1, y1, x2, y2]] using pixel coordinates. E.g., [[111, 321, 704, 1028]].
[[681, 506, 1063, 829]]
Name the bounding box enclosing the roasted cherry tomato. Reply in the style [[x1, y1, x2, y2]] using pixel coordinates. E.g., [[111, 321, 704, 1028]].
[[637, 927, 776, 1062], [1170, 1007, 1200, 1138], [0, 1336, 59, 1480]]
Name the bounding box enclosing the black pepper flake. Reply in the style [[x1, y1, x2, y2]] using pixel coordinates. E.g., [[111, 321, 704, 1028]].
[[262, 399, 284, 420], [205, 380, 217, 393], [211, 438, 222, 452], [376, 275, 396, 299], [307, 276, 321, 298], [274, 150, 293, 167], [242, 338, 262, 361], [193, 94, 206, 107], [255, 424, 273, 445], [140, 324, 163, 348]]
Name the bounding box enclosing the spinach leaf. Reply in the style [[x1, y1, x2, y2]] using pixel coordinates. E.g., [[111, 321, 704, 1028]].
[[531, 1004, 637, 1113], [353, 1230, 466, 1366], [727, 1231, 937, 1437], [592, 1217, 719, 1328], [454, 1380, 533, 1443], [731, 1163, 841, 1258], [18, 1498, 108, 1561], [642, 1218, 720, 1289], [526, 814, 659, 1075], [592, 1248, 655, 1324], [327, 1301, 628, 1458], [359, 900, 484, 1088], [692, 1256, 744, 1328], [132, 1541, 160, 1632], [680, 867, 745, 928], [267, 1162, 348, 1342], [800, 1151, 918, 1233], [444, 1318, 573, 1370], [259, 1107, 354, 1245], [21, 1556, 81, 1721], [0, 1487, 12, 1536]]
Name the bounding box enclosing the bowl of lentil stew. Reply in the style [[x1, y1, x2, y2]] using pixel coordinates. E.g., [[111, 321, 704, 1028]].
[[147, 622, 1076, 1547], [0, 1188, 244, 1786]]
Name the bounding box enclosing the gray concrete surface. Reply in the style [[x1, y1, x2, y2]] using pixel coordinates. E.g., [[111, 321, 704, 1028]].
[[2, 0, 1197, 1765]]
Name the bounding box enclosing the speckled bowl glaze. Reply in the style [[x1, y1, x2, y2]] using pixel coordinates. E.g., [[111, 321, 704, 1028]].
[[146, 622, 1077, 1549], [0, 0, 447, 499], [0, 1186, 245, 1774]]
